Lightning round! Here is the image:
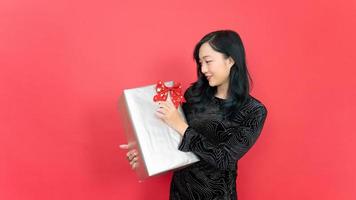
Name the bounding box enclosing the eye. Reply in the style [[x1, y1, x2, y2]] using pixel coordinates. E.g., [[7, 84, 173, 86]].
[[206, 60, 212, 63]]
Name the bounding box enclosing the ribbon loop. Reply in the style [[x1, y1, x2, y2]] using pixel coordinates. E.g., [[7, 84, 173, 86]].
[[153, 80, 186, 108]]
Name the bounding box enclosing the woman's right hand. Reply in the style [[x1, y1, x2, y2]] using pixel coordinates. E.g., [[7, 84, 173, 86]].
[[119, 144, 139, 170]]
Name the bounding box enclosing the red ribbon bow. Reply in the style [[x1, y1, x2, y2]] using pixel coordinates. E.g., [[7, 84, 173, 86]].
[[153, 80, 186, 108]]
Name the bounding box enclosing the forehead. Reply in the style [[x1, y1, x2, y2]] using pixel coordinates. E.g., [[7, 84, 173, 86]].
[[198, 42, 218, 59]]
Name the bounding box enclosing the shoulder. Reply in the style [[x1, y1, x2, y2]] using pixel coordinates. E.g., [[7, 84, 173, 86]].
[[181, 85, 195, 114], [183, 85, 194, 99], [182, 85, 199, 105], [242, 94, 268, 117]]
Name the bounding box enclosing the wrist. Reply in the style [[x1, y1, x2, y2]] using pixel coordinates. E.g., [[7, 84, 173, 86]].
[[176, 122, 189, 136]]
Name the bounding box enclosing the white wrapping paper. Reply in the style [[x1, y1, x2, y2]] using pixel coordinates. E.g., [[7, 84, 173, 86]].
[[118, 81, 199, 180]]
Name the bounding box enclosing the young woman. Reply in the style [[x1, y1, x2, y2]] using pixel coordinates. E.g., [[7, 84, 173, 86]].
[[120, 29, 268, 200]]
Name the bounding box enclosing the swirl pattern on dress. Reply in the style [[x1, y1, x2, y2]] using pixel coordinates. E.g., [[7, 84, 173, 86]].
[[169, 86, 268, 200]]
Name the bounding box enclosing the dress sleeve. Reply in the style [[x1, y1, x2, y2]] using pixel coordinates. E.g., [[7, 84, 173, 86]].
[[178, 104, 268, 171]]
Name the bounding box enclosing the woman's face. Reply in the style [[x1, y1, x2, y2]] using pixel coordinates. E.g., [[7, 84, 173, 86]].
[[198, 42, 235, 88]]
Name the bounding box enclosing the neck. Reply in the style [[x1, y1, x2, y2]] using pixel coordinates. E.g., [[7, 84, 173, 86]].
[[215, 82, 229, 99]]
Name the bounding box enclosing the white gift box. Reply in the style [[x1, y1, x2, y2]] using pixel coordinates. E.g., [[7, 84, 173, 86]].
[[118, 81, 199, 180]]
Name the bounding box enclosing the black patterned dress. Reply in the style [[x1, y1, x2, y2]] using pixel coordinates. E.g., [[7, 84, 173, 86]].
[[169, 87, 268, 200]]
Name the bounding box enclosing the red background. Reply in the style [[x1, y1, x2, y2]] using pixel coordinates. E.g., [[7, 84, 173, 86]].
[[1, 0, 355, 199]]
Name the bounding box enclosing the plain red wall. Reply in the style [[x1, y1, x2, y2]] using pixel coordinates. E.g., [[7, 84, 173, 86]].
[[1, 0, 355, 199]]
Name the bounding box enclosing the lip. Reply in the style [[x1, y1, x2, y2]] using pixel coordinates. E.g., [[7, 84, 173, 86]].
[[205, 75, 213, 80]]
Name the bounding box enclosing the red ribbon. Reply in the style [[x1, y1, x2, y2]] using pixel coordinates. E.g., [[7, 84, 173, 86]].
[[153, 80, 186, 108]]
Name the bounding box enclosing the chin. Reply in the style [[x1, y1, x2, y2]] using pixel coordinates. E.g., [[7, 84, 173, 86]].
[[208, 81, 216, 87]]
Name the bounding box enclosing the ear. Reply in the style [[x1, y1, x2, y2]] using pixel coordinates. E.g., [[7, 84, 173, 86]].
[[227, 56, 235, 68]]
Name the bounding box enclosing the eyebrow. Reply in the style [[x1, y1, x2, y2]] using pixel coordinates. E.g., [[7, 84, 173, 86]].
[[199, 56, 211, 60]]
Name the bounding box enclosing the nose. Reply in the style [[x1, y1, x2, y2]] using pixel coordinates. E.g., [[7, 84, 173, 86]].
[[201, 63, 208, 74]]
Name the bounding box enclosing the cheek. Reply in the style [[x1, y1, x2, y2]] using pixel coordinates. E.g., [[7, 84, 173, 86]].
[[210, 62, 224, 74], [212, 64, 230, 79]]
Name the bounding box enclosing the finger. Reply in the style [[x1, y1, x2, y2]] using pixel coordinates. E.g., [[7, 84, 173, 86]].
[[169, 102, 177, 110], [158, 103, 164, 110], [164, 100, 175, 110], [158, 101, 168, 107], [131, 162, 138, 170], [155, 110, 166, 119], [128, 149, 136, 154], [119, 144, 129, 149], [156, 107, 167, 114], [157, 101, 164, 107], [126, 152, 133, 160], [156, 109, 168, 118], [127, 151, 137, 160], [130, 156, 138, 166], [164, 101, 172, 108], [166, 98, 174, 108], [158, 103, 170, 113]]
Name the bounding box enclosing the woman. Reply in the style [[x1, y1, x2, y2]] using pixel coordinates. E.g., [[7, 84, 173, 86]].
[[120, 29, 268, 200]]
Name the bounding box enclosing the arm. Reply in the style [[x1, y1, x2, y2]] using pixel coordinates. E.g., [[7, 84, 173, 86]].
[[178, 104, 268, 171]]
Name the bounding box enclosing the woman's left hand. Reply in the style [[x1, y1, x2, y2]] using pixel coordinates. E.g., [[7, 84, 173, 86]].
[[155, 100, 188, 136]]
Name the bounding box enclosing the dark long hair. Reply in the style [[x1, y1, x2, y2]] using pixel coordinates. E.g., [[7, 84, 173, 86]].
[[186, 29, 253, 119]]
